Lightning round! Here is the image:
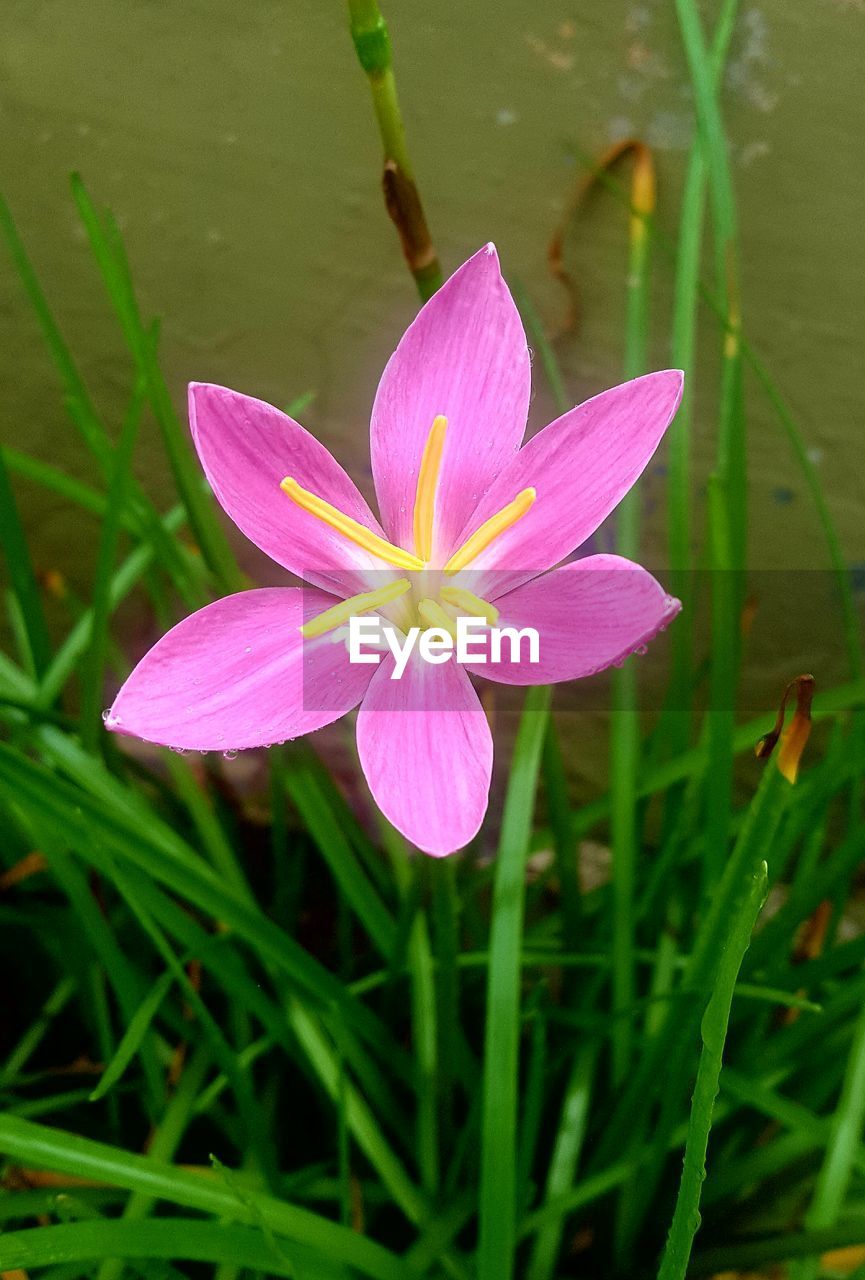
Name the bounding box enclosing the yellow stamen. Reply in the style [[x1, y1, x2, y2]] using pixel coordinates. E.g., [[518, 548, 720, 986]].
[[413, 415, 448, 562], [444, 488, 536, 575], [281, 477, 424, 571], [439, 586, 500, 627], [417, 598, 459, 641], [300, 578, 411, 639]]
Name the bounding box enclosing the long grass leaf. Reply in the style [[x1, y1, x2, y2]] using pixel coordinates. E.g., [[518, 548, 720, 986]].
[[657, 861, 767, 1279], [69, 174, 241, 592], [478, 684, 552, 1280]]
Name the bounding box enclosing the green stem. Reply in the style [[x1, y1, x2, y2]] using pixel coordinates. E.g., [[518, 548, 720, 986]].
[[666, 0, 740, 749], [347, 0, 442, 300], [611, 146, 654, 1084], [673, 0, 745, 875]]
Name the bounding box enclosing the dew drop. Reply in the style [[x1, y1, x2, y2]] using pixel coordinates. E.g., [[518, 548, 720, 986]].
[[635, 644, 648, 656], [222, 749, 238, 761], [101, 708, 111, 722], [244, 645, 252, 653]]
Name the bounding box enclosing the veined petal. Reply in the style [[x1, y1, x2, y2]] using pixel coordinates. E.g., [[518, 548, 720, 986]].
[[105, 588, 374, 751], [356, 654, 493, 856], [448, 371, 684, 599], [370, 244, 531, 561], [467, 556, 681, 685], [189, 384, 395, 598]]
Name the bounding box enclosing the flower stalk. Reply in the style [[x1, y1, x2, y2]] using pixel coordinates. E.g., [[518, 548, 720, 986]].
[[347, 0, 443, 301]]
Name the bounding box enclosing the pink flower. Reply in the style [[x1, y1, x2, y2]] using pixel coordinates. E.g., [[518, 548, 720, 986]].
[[106, 245, 682, 856]]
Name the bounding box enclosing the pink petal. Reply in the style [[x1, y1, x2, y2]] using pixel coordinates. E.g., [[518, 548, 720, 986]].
[[370, 244, 531, 561], [356, 654, 493, 856], [105, 588, 374, 751], [190, 383, 395, 598], [449, 371, 684, 600], [465, 556, 680, 685]]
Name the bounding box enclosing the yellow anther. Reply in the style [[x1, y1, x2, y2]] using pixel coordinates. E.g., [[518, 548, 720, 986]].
[[439, 586, 500, 627], [413, 415, 448, 562], [444, 488, 536, 575], [281, 477, 424, 572], [417, 598, 459, 640], [300, 578, 411, 639]]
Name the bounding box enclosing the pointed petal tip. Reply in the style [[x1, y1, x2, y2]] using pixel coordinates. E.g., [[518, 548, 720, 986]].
[[188, 381, 233, 407], [637, 367, 685, 390], [463, 241, 501, 274], [629, 368, 685, 419]]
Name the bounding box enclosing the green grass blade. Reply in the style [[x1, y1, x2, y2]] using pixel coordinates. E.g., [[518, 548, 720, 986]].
[[69, 174, 241, 593], [89, 970, 174, 1102], [0, 1114, 406, 1280], [0, 1219, 350, 1280], [610, 145, 654, 1085], [665, 0, 739, 746], [525, 1044, 599, 1280], [478, 683, 552, 1280], [80, 382, 143, 752], [0, 444, 53, 678], [657, 861, 767, 1279], [284, 752, 397, 960], [793, 986, 865, 1276], [36, 504, 188, 705]]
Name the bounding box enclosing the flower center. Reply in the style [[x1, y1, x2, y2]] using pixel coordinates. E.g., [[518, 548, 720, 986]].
[[285, 414, 534, 641]]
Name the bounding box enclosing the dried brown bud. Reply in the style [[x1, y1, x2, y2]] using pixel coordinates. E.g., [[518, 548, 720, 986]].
[[755, 674, 815, 784]]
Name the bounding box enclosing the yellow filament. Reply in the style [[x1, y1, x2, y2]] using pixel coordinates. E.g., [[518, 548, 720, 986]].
[[417, 598, 459, 640], [300, 578, 411, 639], [444, 488, 536, 575], [281, 477, 424, 571], [439, 586, 500, 627], [412, 415, 448, 562]]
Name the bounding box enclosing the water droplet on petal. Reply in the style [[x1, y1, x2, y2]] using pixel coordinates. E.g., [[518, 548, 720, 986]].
[[635, 644, 648, 656], [222, 749, 238, 761], [101, 708, 111, 722], [244, 645, 252, 654]]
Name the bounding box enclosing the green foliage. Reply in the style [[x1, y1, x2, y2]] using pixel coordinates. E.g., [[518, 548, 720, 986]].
[[1, 5, 864, 1277]]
